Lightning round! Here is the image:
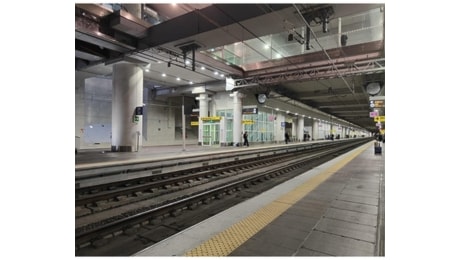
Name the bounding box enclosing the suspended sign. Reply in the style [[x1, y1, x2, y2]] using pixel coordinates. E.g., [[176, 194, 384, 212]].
[[242, 106, 258, 114], [201, 116, 221, 122], [370, 100, 385, 108], [370, 111, 379, 117], [374, 116, 385, 122], [225, 77, 235, 91]]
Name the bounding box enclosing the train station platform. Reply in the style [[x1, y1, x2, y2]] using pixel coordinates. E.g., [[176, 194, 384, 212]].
[[134, 141, 385, 256], [75, 140, 339, 169], [76, 143, 272, 167]]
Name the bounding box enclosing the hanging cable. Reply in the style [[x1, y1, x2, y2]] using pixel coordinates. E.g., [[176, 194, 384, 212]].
[[293, 4, 356, 95]]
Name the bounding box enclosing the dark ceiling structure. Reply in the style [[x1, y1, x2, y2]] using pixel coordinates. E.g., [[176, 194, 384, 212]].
[[75, 3, 385, 132]]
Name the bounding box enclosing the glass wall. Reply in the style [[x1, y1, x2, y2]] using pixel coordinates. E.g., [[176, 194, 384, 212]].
[[217, 109, 275, 144], [216, 109, 233, 144], [243, 111, 275, 143], [203, 7, 384, 67]]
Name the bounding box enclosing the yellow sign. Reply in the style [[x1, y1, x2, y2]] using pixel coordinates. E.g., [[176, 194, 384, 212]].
[[191, 121, 199, 126], [242, 120, 254, 125], [374, 116, 385, 122], [201, 116, 221, 122]]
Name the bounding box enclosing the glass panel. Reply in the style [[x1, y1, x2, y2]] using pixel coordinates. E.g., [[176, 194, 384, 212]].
[[212, 124, 220, 145], [226, 118, 233, 143], [202, 7, 384, 67], [203, 124, 211, 146]]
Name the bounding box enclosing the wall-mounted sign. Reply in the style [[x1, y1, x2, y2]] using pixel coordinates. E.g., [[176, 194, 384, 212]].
[[191, 121, 199, 126], [242, 120, 254, 125], [135, 106, 143, 115]]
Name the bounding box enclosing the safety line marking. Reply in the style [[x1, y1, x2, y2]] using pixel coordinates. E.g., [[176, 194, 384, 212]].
[[184, 142, 372, 256]]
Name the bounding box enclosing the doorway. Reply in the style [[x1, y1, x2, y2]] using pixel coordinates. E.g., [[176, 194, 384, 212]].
[[202, 123, 220, 146]]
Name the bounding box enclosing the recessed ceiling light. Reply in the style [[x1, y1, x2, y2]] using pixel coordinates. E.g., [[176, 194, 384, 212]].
[[162, 73, 166, 77]]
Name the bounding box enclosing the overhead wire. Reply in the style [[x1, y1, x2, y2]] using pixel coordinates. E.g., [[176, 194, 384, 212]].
[[292, 4, 357, 98]]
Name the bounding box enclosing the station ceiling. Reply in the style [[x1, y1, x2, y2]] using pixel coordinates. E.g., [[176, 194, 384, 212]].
[[75, 3, 385, 132]]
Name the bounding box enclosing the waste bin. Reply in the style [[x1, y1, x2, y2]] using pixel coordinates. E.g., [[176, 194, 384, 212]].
[[374, 141, 382, 154], [75, 136, 80, 154]]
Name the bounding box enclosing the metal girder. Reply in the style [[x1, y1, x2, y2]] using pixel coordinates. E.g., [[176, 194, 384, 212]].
[[234, 58, 385, 88]]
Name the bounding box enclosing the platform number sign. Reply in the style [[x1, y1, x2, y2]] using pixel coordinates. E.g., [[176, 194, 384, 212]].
[[133, 106, 143, 123], [135, 106, 143, 115]]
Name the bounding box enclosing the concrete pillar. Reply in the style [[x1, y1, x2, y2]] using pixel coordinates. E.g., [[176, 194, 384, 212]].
[[198, 94, 209, 118], [111, 63, 143, 152], [232, 92, 242, 146], [312, 119, 319, 140], [297, 116, 304, 141], [198, 93, 208, 145]]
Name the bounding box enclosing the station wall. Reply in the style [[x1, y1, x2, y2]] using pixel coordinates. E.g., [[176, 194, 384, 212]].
[[75, 74, 365, 150]]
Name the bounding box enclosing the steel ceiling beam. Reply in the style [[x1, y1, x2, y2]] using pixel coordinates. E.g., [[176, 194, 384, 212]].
[[233, 58, 385, 89]]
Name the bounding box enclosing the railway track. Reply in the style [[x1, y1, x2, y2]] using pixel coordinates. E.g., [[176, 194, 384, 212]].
[[75, 139, 370, 256]]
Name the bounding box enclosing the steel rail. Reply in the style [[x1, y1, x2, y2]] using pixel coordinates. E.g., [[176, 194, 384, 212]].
[[75, 138, 369, 247]]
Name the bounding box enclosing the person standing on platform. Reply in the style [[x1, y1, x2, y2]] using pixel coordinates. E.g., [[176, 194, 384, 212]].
[[285, 132, 290, 144], [243, 131, 249, 147]]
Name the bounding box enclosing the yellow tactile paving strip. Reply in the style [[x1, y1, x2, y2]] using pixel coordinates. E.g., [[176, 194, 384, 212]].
[[185, 142, 372, 256]]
